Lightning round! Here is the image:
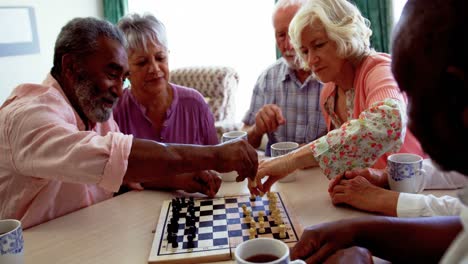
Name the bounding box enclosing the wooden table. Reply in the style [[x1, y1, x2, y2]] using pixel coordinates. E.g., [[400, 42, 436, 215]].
[[23, 167, 458, 264]]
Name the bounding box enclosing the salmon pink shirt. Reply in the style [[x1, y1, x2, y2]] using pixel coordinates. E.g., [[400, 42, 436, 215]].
[[310, 53, 425, 178], [0, 74, 133, 229]]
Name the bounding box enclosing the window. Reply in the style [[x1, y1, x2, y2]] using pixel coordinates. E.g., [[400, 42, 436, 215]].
[[393, 0, 408, 26], [128, 0, 276, 121]]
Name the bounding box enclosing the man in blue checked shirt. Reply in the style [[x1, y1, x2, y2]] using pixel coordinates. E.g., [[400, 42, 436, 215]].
[[242, 0, 327, 156]]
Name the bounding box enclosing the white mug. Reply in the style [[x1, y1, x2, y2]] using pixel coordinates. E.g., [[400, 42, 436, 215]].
[[220, 131, 248, 182], [271, 142, 299, 183], [0, 219, 24, 264], [235, 238, 305, 264], [387, 153, 426, 193]]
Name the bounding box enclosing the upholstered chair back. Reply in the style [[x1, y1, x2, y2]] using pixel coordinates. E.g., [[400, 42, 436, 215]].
[[169, 66, 239, 123]]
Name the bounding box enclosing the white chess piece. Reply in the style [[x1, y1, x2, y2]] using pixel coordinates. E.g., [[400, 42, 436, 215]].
[[245, 210, 251, 222], [250, 219, 256, 228], [259, 221, 265, 234], [279, 224, 286, 239], [249, 227, 256, 239], [258, 211, 265, 222], [242, 204, 247, 212]]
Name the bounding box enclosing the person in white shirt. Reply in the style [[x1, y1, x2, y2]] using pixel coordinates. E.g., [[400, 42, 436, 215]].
[[289, 0, 468, 263], [328, 159, 467, 217]]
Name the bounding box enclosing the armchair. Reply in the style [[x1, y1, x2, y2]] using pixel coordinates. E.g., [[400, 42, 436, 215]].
[[169, 66, 242, 139]]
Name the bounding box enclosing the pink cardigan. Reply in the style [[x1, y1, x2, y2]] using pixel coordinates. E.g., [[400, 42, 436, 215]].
[[320, 53, 425, 169]]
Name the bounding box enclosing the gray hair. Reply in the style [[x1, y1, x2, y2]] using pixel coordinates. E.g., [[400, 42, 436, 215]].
[[273, 0, 307, 21], [51, 17, 126, 77], [117, 13, 168, 53], [289, 0, 373, 67]]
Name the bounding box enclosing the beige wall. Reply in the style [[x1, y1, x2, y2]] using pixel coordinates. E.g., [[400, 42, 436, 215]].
[[0, 0, 103, 103]]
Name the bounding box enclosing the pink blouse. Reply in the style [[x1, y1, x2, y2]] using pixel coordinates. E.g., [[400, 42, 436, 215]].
[[0, 74, 133, 228], [310, 53, 425, 179]]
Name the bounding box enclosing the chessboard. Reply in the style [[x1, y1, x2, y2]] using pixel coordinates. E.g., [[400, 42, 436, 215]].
[[148, 192, 302, 264]]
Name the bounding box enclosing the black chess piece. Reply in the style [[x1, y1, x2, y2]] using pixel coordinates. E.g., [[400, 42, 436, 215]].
[[187, 235, 195, 249], [187, 233, 194, 246], [188, 207, 195, 216], [172, 240, 178, 248], [172, 208, 180, 220], [189, 225, 196, 237], [170, 219, 178, 233], [166, 227, 172, 242], [185, 218, 192, 227]]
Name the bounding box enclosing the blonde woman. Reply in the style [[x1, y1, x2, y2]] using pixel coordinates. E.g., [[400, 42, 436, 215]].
[[253, 0, 424, 193]]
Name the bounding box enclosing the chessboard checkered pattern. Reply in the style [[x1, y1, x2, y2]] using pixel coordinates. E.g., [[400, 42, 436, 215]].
[[224, 193, 298, 247], [153, 192, 299, 260], [159, 197, 230, 255]]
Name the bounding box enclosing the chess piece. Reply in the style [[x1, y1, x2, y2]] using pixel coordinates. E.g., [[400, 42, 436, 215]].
[[259, 218, 264, 225], [279, 224, 286, 239], [167, 228, 173, 242], [269, 195, 277, 204], [242, 204, 247, 213], [250, 194, 256, 201], [272, 208, 280, 217], [187, 233, 194, 242], [258, 211, 265, 221], [187, 234, 195, 249], [245, 210, 251, 222], [269, 202, 277, 212], [189, 225, 196, 237], [259, 221, 265, 234], [169, 233, 177, 243], [249, 227, 256, 239], [250, 219, 256, 228], [172, 240, 178, 248]]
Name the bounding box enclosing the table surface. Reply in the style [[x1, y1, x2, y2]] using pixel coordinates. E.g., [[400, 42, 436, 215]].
[[23, 167, 458, 264]]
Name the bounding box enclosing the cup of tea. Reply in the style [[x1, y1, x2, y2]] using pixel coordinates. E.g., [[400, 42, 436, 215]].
[[235, 238, 305, 264], [387, 153, 426, 193], [0, 219, 24, 264], [222, 131, 248, 143], [271, 142, 299, 183], [220, 131, 248, 182]]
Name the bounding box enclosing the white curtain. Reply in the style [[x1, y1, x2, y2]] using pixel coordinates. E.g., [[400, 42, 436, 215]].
[[128, 0, 276, 122]]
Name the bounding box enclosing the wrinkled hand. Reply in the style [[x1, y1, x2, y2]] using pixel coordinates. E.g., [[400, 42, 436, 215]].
[[254, 104, 286, 134], [175, 170, 222, 198], [215, 138, 258, 183], [323, 246, 373, 264], [329, 176, 398, 215], [253, 154, 296, 194], [328, 168, 387, 192], [343, 168, 388, 188], [291, 221, 359, 263]]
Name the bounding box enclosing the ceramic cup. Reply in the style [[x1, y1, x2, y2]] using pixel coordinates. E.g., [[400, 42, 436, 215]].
[[235, 238, 305, 264], [0, 219, 24, 264], [220, 131, 248, 182], [387, 153, 426, 193], [271, 142, 299, 183]]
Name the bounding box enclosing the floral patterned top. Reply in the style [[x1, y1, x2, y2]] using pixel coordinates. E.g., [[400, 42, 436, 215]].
[[310, 86, 406, 179]]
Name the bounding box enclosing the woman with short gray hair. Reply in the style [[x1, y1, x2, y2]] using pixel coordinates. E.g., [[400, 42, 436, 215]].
[[113, 13, 219, 192], [114, 13, 217, 145]]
